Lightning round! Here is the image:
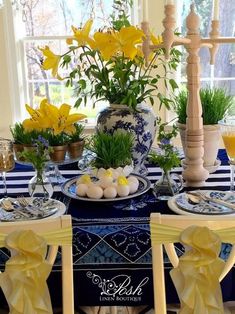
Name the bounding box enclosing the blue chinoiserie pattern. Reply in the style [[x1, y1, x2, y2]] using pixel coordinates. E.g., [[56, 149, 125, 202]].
[[97, 103, 156, 175]]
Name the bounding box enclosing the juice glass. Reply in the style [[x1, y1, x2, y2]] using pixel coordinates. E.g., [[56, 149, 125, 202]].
[[219, 118, 235, 191]]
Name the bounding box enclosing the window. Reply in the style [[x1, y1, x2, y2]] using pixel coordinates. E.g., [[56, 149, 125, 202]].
[[9, 0, 139, 125], [177, 0, 235, 106]]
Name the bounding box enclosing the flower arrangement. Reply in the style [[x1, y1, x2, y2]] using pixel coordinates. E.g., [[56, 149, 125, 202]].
[[11, 99, 87, 161], [20, 136, 52, 174], [148, 119, 180, 174], [40, 6, 180, 110]]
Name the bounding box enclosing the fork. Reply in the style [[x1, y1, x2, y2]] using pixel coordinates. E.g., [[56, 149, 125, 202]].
[[17, 196, 29, 207], [1, 200, 30, 218], [188, 191, 235, 211]]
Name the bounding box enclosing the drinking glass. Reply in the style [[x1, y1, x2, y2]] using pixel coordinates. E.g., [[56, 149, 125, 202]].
[[219, 117, 235, 191], [0, 139, 15, 197]]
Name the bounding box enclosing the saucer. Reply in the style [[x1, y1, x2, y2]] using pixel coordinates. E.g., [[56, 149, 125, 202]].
[[181, 158, 221, 174]]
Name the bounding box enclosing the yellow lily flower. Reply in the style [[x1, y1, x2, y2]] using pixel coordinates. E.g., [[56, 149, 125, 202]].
[[45, 103, 87, 135], [93, 32, 119, 60], [150, 33, 163, 45], [39, 46, 62, 79], [67, 19, 95, 47], [22, 100, 52, 131], [113, 26, 145, 60]]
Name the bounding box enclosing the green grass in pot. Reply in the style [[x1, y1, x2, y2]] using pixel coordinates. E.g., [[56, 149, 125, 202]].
[[44, 130, 68, 146], [87, 131, 134, 169], [175, 87, 233, 125], [10, 123, 25, 144], [68, 123, 85, 143]]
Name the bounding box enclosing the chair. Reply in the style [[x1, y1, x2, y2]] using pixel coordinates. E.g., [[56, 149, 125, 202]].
[[0, 215, 74, 314], [150, 213, 235, 314]]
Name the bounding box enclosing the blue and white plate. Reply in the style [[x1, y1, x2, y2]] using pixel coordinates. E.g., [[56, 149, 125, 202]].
[[61, 174, 151, 202], [168, 190, 235, 216]]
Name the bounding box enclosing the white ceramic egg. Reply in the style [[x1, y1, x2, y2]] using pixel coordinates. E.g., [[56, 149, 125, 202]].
[[128, 182, 139, 194], [97, 168, 106, 178], [98, 176, 113, 189], [123, 165, 134, 176], [127, 176, 139, 186], [104, 186, 117, 199], [86, 185, 103, 199], [117, 185, 130, 197], [76, 184, 88, 197]]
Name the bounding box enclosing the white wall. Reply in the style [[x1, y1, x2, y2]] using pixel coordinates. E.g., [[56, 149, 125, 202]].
[[0, 8, 13, 138]]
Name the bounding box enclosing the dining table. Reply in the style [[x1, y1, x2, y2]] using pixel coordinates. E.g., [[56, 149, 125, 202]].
[[0, 148, 235, 312]]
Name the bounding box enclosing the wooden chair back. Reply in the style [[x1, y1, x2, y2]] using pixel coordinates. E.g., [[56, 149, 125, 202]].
[[150, 213, 235, 314], [0, 215, 74, 314]]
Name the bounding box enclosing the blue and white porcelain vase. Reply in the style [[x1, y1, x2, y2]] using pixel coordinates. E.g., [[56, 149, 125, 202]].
[[96, 103, 157, 175]]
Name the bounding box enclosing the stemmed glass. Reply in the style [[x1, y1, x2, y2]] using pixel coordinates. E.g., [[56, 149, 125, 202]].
[[0, 139, 15, 197], [219, 117, 235, 191]]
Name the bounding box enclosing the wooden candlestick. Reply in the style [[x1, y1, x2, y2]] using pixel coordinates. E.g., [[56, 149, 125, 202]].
[[141, 2, 235, 186], [141, 21, 151, 66], [209, 20, 220, 64], [182, 4, 209, 186], [162, 4, 176, 60]]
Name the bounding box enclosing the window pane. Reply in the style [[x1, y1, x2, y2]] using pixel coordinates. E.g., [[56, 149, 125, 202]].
[[22, 0, 114, 36], [179, 0, 235, 95], [21, 0, 124, 123]]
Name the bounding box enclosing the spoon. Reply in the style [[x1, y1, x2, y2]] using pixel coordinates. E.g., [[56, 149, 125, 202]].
[[186, 193, 223, 212]]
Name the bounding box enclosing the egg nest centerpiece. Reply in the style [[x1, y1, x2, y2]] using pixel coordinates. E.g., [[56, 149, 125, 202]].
[[76, 171, 139, 199], [77, 130, 137, 199]]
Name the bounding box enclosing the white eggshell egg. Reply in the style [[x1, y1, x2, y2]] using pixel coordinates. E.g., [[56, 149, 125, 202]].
[[97, 168, 106, 178], [76, 184, 88, 197], [86, 186, 103, 199], [104, 186, 117, 199], [116, 167, 124, 176], [128, 182, 139, 194], [123, 165, 133, 176], [117, 185, 130, 197], [98, 176, 113, 189], [128, 176, 139, 186], [111, 182, 118, 188]]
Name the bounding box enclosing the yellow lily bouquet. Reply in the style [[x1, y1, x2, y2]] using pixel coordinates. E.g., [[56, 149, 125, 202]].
[[40, 18, 180, 110], [11, 99, 87, 162]]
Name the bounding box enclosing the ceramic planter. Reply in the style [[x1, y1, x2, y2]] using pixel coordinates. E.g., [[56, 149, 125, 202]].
[[178, 122, 221, 173], [68, 140, 85, 159], [13, 143, 24, 160], [49, 145, 68, 162]]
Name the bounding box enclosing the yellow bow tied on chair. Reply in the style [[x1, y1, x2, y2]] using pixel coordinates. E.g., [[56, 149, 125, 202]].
[[0, 226, 72, 314], [170, 226, 224, 314]]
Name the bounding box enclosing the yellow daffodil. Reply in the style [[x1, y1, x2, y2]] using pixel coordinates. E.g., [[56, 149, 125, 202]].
[[39, 46, 62, 79], [67, 19, 95, 47], [22, 99, 51, 131], [112, 26, 145, 60], [45, 103, 87, 135]]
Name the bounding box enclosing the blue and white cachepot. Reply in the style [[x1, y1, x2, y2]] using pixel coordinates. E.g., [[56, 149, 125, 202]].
[[96, 103, 157, 175]]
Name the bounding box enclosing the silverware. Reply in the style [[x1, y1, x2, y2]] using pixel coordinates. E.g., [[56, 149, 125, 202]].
[[187, 191, 235, 211], [1, 199, 31, 218]]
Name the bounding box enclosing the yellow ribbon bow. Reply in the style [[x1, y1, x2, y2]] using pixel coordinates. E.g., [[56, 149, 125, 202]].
[[170, 226, 224, 314], [150, 223, 235, 314], [0, 227, 72, 314]]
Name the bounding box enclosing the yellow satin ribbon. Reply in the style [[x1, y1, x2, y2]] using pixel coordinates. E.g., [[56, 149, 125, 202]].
[[0, 227, 72, 314], [150, 223, 234, 314]]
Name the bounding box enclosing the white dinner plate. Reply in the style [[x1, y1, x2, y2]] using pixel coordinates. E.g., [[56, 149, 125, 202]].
[[0, 197, 66, 221], [168, 190, 235, 216], [61, 173, 151, 202]]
